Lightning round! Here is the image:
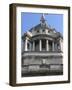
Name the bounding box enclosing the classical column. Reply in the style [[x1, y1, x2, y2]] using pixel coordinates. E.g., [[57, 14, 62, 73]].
[[55, 43, 57, 51], [39, 40, 42, 51], [25, 39, 27, 51], [33, 41, 35, 51], [59, 39, 62, 51], [46, 40, 49, 51], [52, 41, 54, 51]]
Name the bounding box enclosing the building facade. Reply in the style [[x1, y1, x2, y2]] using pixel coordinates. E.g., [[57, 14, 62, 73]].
[[22, 14, 63, 77]]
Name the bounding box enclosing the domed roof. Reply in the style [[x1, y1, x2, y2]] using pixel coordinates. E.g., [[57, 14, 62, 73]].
[[29, 14, 57, 33], [24, 14, 63, 39], [29, 23, 49, 32]]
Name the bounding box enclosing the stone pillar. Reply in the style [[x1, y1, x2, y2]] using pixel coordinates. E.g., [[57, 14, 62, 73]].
[[33, 41, 35, 51], [39, 40, 42, 51], [25, 38, 27, 51], [59, 39, 62, 51], [55, 43, 57, 51], [22, 40, 25, 52], [52, 41, 54, 51], [46, 40, 49, 51]]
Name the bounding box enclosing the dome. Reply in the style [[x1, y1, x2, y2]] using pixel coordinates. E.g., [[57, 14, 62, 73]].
[[22, 14, 63, 41]]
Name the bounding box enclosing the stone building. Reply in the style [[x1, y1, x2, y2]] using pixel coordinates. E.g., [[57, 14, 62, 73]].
[[22, 14, 63, 77]]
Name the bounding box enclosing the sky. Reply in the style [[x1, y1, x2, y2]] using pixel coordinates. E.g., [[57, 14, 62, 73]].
[[21, 13, 63, 36]]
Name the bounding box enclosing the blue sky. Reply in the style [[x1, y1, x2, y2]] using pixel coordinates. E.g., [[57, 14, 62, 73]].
[[21, 13, 63, 35]]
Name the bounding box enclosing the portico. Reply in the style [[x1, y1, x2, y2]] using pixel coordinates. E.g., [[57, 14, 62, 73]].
[[24, 39, 57, 51]]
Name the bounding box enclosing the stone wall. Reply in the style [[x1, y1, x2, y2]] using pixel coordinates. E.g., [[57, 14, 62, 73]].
[[22, 56, 62, 65]]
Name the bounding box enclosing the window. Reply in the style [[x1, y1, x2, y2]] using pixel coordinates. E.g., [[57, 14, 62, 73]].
[[37, 30, 39, 33], [35, 40, 39, 51], [42, 39, 46, 51], [48, 30, 52, 33], [49, 40, 52, 51], [42, 29, 45, 32], [27, 43, 30, 50], [48, 30, 50, 33], [57, 43, 60, 50]]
